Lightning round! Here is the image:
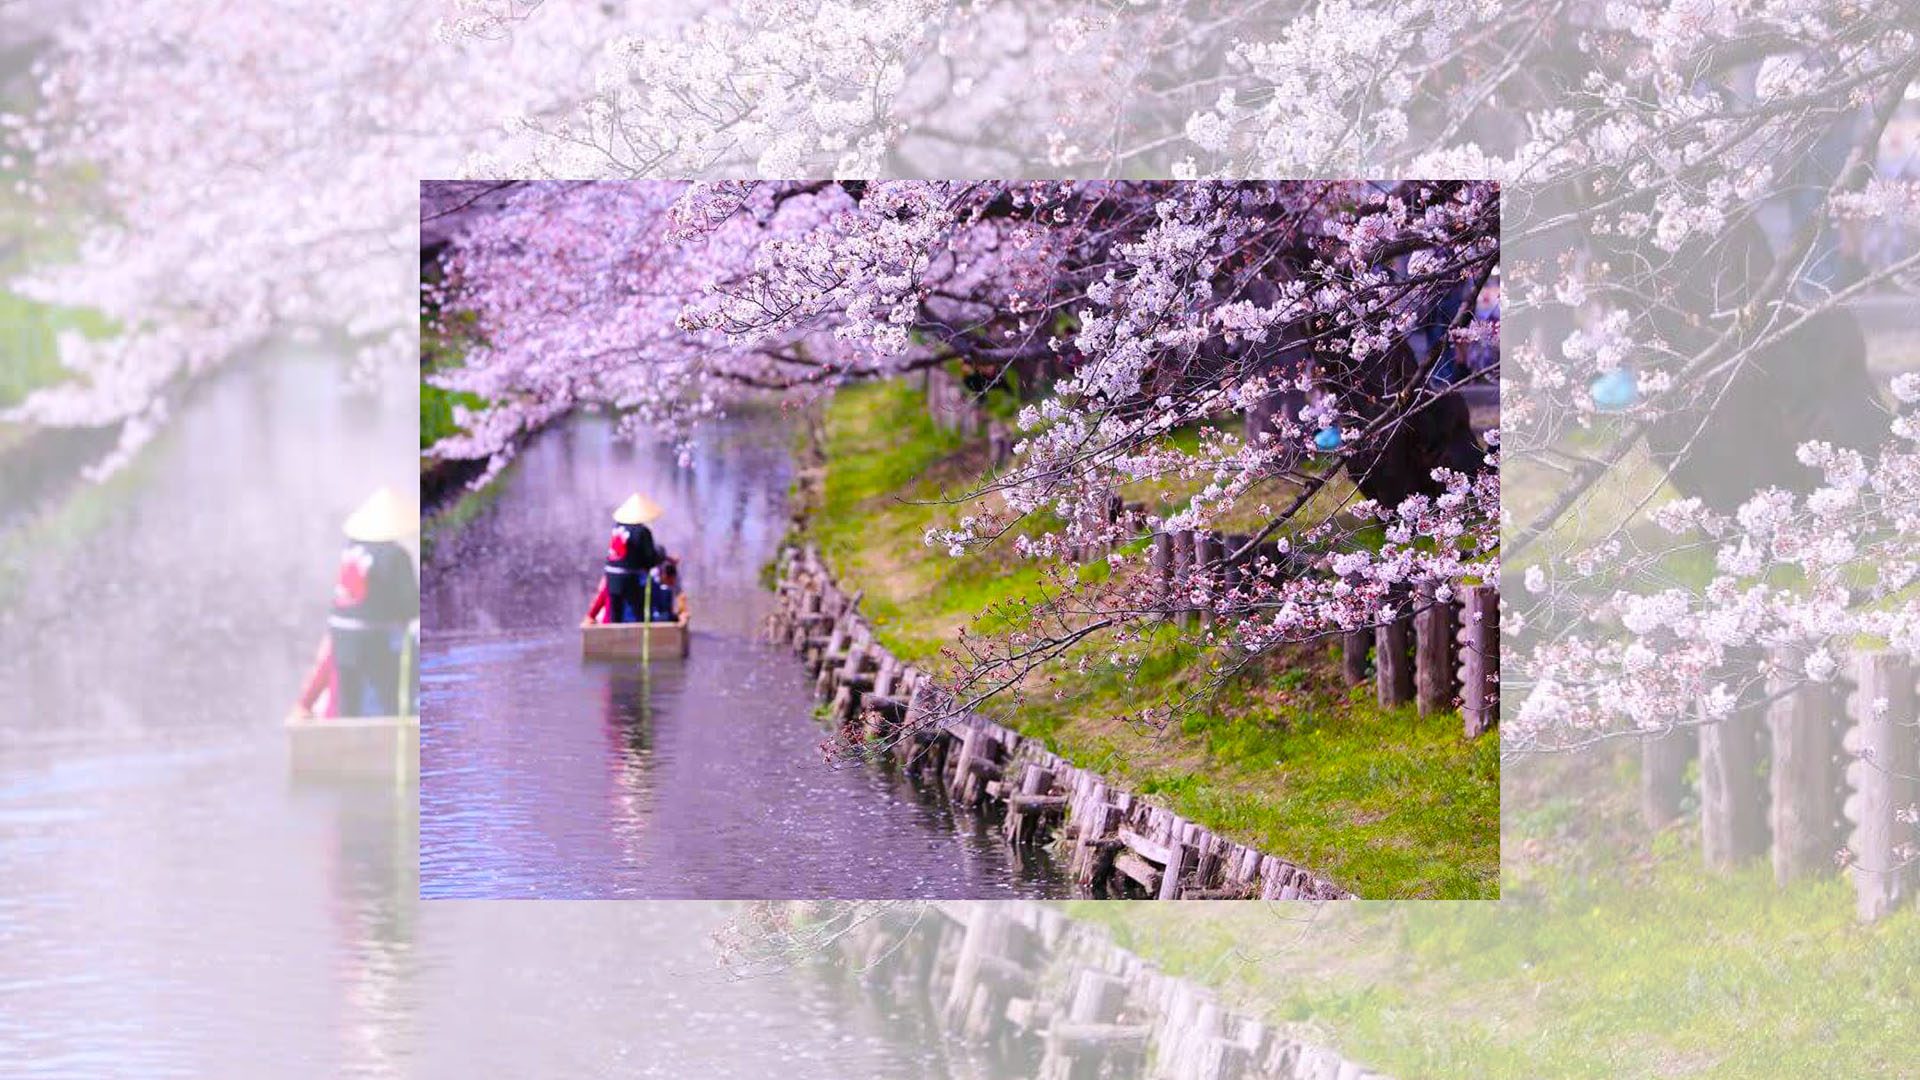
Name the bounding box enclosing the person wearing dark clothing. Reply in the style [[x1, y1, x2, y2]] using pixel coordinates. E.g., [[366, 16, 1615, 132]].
[[587, 493, 665, 624], [648, 559, 682, 623], [296, 487, 419, 719]]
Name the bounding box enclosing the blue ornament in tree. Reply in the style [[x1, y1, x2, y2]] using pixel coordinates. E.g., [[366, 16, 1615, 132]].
[[1591, 368, 1639, 411], [1313, 426, 1344, 451]]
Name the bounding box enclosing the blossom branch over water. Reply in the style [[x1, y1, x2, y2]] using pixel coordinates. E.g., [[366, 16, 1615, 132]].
[[428, 178, 1501, 722], [8, 0, 1917, 771]]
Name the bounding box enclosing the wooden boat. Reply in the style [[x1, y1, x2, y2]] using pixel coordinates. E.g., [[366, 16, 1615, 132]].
[[285, 711, 419, 782], [580, 615, 692, 660]]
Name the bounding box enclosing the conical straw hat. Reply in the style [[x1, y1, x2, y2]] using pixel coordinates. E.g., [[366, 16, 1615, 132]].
[[343, 487, 416, 542], [612, 493, 664, 525]]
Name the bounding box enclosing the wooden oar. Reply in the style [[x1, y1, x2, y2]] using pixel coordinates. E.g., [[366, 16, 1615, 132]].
[[396, 626, 418, 787]]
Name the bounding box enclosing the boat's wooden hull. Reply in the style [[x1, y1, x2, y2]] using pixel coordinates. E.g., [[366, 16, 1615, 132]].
[[285, 713, 419, 782], [580, 617, 691, 660]]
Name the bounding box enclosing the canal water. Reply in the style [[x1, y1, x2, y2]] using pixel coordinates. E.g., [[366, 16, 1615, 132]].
[[0, 348, 426, 1077], [418, 410, 1073, 899], [0, 353, 1065, 1077]]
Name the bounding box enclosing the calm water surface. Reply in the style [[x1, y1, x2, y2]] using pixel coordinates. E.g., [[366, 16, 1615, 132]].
[[419, 411, 1072, 899], [0, 357, 1042, 1077]]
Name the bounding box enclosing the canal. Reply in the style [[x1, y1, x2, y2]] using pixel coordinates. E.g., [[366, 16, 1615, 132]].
[[0, 354, 1063, 1076], [418, 410, 1073, 899]]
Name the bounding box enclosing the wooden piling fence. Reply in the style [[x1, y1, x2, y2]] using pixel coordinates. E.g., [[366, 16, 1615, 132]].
[[1134, 530, 1497, 735], [770, 544, 1354, 901], [1457, 584, 1499, 737], [1767, 649, 1841, 885], [1632, 647, 1920, 922], [812, 902, 1392, 1079], [1844, 651, 1917, 921], [903, 370, 1498, 735], [924, 367, 1013, 466]]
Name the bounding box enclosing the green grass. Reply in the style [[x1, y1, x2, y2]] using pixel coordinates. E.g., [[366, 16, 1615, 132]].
[[420, 382, 486, 450], [803, 379, 1499, 898], [421, 454, 514, 562], [1064, 761, 1920, 1078], [420, 314, 487, 451], [1021, 659, 1501, 899], [0, 418, 163, 607], [810, 379, 972, 659], [0, 105, 116, 414], [0, 291, 117, 410]]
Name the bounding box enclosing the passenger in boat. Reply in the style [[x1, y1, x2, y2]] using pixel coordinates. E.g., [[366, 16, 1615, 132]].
[[585, 493, 664, 624], [294, 487, 419, 718], [647, 558, 683, 623]]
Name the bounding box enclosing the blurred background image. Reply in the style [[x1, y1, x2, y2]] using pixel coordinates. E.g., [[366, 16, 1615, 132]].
[[4, 2, 1919, 1078]]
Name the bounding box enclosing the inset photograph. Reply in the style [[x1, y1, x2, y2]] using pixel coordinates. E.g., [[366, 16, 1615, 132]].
[[417, 179, 1500, 900]]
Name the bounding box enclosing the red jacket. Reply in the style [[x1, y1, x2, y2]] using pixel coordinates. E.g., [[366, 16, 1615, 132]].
[[296, 635, 339, 717]]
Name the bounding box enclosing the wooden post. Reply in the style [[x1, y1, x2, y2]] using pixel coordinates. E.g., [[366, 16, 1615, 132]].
[[817, 629, 864, 700], [988, 421, 1012, 466], [1102, 491, 1124, 563], [1373, 610, 1413, 708], [1457, 584, 1499, 736], [1190, 831, 1223, 892], [834, 635, 868, 695], [1006, 762, 1055, 845], [1157, 834, 1192, 901], [791, 589, 822, 651], [1767, 650, 1843, 885], [1413, 587, 1456, 716], [1700, 693, 1767, 870], [1193, 532, 1220, 630], [1844, 651, 1917, 922], [1073, 800, 1121, 889], [1189, 1023, 1250, 1080], [1069, 781, 1108, 881], [1640, 729, 1696, 829], [943, 904, 1017, 1035], [1171, 530, 1195, 627], [807, 623, 836, 680], [1340, 629, 1371, 686], [1220, 532, 1249, 613], [903, 683, 943, 775], [1151, 532, 1173, 612], [948, 721, 981, 803], [1039, 968, 1129, 1080], [1245, 394, 1272, 450]]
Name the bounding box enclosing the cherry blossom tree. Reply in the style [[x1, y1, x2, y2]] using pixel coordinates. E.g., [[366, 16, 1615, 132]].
[[1, 0, 622, 477], [12, 0, 1917, 789], [429, 178, 1501, 722], [439, 1, 1920, 876]]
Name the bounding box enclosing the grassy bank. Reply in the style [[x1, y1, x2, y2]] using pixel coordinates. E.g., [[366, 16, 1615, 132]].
[[418, 312, 495, 545], [0, 292, 116, 411], [421, 454, 513, 563], [804, 380, 1498, 898], [0, 169, 119, 420], [420, 313, 487, 451], [0, 115, 115, 419], [1065, 750, 1920, 1079]]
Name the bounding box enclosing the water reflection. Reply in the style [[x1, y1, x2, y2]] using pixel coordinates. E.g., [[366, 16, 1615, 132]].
[[419, 412, 1073, 899], [758, 902, 1387, 1080], [0, 349, 421, 1078], [0, 347, 1396, 1078], [290, 778, 420, 1079]]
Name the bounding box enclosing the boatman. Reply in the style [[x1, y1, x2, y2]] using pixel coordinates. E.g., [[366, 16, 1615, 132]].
[[648, 557, 687, 623], [294, 487, 420, 718], [585, 493, 664, 625]]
